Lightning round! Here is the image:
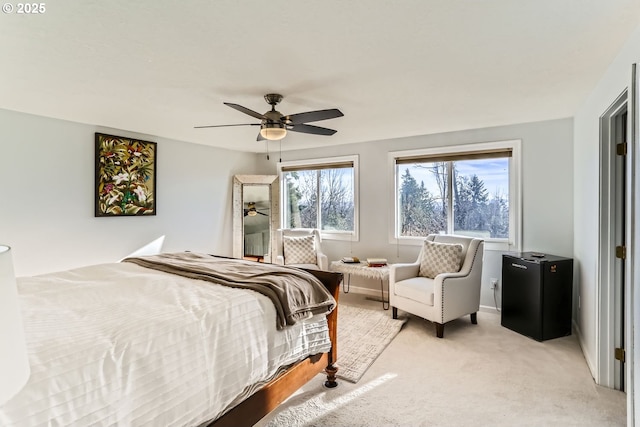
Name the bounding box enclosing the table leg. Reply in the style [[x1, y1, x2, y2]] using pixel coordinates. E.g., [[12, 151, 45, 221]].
[[342, 273, 350, 293], [380, 278, 389, 310]]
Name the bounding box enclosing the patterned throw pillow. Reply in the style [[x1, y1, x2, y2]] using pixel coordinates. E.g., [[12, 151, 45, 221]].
[[419, 240, 464, 279], [283, 235, 317, 265]]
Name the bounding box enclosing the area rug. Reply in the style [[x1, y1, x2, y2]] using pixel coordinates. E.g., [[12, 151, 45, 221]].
[[336, 304, 407, 383]]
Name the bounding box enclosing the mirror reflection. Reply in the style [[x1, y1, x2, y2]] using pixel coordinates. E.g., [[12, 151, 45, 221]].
[[232, 175, 279, 263], [242, 185, 271, 262]]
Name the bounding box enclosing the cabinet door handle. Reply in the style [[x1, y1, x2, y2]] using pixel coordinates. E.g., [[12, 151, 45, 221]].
[[511, 263, 527, 270]]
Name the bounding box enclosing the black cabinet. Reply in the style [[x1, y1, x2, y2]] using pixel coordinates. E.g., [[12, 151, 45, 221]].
[[501, 252, 573, 341]]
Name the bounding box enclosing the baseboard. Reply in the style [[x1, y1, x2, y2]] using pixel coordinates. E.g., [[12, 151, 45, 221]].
[[479, 304, 500, 315], [340, 285, 388, 299], [344, 289, 500, 317], [572, 319, 597, 380]]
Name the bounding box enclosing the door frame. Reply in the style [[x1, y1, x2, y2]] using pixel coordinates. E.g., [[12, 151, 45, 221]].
[[597, 89, 629, 390], [629, 61, 639, 426]]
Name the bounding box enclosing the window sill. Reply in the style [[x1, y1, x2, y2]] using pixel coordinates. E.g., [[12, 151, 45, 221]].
[[391, 237, 518, 252]]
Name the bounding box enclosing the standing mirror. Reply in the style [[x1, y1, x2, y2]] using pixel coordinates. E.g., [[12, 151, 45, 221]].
[[233, 175, 279, 262]]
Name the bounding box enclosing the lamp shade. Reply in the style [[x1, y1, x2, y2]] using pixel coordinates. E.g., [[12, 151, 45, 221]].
[[0, 245, 30, 405], [260, 124, 287, 141]]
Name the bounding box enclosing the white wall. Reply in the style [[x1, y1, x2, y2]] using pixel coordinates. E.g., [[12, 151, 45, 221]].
[[257, 118, 574, 309], [573, 23, 640, 423], [0, 108, 259, 276], [0, 101, 577, 369]]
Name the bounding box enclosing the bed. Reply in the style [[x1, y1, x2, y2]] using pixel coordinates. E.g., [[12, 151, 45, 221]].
[[0, 253, 342, 427]]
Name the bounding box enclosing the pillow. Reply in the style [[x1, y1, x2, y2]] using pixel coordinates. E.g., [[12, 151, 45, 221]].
[[419, 240, 464, 279], [283, 235, 317, 265]]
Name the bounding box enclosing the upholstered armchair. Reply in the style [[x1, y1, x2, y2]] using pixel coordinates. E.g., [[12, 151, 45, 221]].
[[389, 234, 484, 338], [275, 228, 328, 271]]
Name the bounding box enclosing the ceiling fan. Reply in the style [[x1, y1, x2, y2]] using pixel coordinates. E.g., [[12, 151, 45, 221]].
[[195, 94, 343, 141], [244, 202, 268, 217]]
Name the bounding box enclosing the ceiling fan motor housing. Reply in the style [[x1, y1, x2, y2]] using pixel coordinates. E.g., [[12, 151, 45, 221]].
[[263, 110, 284, 125]]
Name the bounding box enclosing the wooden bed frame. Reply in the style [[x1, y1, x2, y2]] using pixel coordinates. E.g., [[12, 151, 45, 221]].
[[208, 268, 343, 427]]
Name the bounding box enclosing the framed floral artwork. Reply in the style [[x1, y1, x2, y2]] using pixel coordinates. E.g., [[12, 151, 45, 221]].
[[95, 133, 157, 217]]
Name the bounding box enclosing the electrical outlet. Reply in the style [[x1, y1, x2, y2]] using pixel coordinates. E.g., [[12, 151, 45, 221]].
[[490, 278, 499, 289]]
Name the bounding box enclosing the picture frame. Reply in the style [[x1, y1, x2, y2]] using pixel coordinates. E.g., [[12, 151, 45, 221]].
[[95, 133, 157, 217]]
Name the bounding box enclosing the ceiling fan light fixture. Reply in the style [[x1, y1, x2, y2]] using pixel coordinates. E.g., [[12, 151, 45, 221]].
[[247, 210, 257, 216], [260, 123, 287, 141]]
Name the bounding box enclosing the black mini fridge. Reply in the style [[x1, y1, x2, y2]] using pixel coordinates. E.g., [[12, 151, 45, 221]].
[[501, 252, 573, 342]]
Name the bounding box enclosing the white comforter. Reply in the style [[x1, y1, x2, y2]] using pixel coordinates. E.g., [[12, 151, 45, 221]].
[[0, 262, 331, 426]]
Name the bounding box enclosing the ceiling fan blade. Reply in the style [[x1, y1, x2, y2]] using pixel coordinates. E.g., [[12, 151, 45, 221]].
[[284, 108, 343, 125], [258, 211, 268, 216], [288, 123, 337, 136], [194, 123, 260, 129], [224, 102, 267, 120]]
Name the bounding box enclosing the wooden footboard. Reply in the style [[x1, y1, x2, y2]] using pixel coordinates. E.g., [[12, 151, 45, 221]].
[[208, 268, 342, 427]]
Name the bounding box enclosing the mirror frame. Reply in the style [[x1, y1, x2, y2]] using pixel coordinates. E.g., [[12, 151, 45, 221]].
[[232, 175, 279, 262]]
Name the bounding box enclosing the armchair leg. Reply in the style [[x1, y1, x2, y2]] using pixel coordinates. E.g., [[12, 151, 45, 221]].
[[392, 307, 398, 319], [470, 312, 478, 324], [435, 323, 444, 338]]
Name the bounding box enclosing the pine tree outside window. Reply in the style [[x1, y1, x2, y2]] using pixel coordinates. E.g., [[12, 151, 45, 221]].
[[389, 141, 521, 251]]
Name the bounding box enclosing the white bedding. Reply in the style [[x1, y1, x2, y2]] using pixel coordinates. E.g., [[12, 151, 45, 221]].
[[0, 262, 331, 426]]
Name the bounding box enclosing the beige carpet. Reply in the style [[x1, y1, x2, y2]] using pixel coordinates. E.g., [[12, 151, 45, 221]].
[[336, 304, 407, 383], [256, 292, 626, 427]]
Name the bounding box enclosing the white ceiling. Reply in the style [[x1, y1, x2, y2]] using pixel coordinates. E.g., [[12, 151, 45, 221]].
[[1, 1, 638, 153]]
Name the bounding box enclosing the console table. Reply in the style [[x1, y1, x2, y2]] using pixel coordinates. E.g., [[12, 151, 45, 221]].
[[330, 261, 390, 310]]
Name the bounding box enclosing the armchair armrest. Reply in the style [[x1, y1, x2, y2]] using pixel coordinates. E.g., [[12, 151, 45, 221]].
[[436, 270, 469, 280], [432, 244, 483, 323], [390, 262, 420, 284], [317, 252, 328, 271]]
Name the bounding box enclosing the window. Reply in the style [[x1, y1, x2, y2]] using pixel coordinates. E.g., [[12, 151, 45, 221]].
[[279, 155, 358, 240], [389, 141, 521, 250]]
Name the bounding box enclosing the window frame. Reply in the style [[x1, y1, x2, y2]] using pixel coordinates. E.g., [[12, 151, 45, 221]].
[[278, 155, 359, 242], [388, 140, 522, 251]]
